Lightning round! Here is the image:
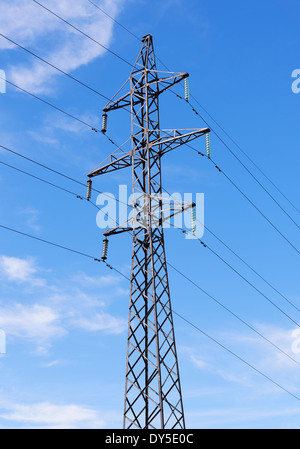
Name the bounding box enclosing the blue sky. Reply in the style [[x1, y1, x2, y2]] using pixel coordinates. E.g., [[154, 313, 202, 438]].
[[0, 0, 300, 429]]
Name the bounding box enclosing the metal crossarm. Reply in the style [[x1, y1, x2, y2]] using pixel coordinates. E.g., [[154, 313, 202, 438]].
[[87, 152, 132, 177]]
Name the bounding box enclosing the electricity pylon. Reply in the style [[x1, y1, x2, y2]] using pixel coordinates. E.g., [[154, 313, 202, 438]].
[[88, 34, 209, 429]]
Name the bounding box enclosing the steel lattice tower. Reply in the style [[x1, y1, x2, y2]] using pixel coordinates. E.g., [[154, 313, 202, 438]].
[[88, 34, 209, 429]]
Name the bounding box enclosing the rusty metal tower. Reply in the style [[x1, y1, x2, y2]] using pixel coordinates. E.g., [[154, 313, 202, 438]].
[[88, 34, 209, 429]]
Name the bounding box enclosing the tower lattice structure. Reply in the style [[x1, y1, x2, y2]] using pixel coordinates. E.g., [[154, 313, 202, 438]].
[[88, 34, 209, 429]]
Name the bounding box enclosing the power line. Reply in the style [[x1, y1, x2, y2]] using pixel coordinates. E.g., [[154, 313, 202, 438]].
[[32, 0, 133, 67], [4, 3, 300, 415], [1, 221, 300, 404], [86, 0, 299, 218], [5, 12, 297, 258], [2, 155, 300, 370], [0, 33, 110, 101], [54, 12, 299, 257], [81, 0, 300, 230], [212, 156, 300, 256], [196, 237, 300, 327], [172, 309, 300, 404], [87, 0, 140, 41], [0, 73, 130, 143], [3, 21, 300, 374], [168, 219, 300, 320], [3, 71, 128, 162], [0, 143, 92, 186], [166, 231, 300, 367], [159, 182, 300, 314], [193, 215, 300, 314], [0, 34, 132, 119], [167, 222, 300, 328], [0, 152, 130, 223], [0, 49, 298, 374], [190, 144, 300, 256], [0, 143, 129, 208], [0, 156, 125, 234], [3, 140, 299, 321], [0, 223, 100, 262], [0, 159, 84, 199], [11, 136, 299, 330], [7, 65, 291, 313], [0, 74, 100, 133], [8, 59, 290, 262], [189, 94, 300, 215], [101, 129, 300, 265], [4, 0, 300, 400], [4, 143, 300, 325], [179, 93, 300, 231], [86, 0, 180, 81]]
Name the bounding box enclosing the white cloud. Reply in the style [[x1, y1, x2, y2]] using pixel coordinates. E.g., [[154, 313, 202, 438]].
[[184, 323, 300, 405], [73, 311, 127, 335], [0, 0, 125, 94], [179, 345, 210, 371], [189, 353, 209, 370], [186, 405, 300, 429], [18, 208, 41, 232], [0, 254, 45, 286], [0, 303, 65, 343], [73, 272, 124, 287], [43, 359, 63, 368], [0, 401, 107, 429], [0, 255, 35, 281], [219, 323, 300, 375], [27, 110, 101, 147], [0, 255, 128, 351]]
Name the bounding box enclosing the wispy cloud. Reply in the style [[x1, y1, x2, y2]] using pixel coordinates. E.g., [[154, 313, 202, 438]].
[[18, 208, 41, 232], [183, 323, 300, 406], [0, 254, 128, 351], [73, 311, 127, 335], [0, 0, 125, 94], [0, 254, 45, 286], [0, 303, 65, 343], [186, 404, 300, 429], [0, 401, 107, 429], [27, 110, 101, 147]]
